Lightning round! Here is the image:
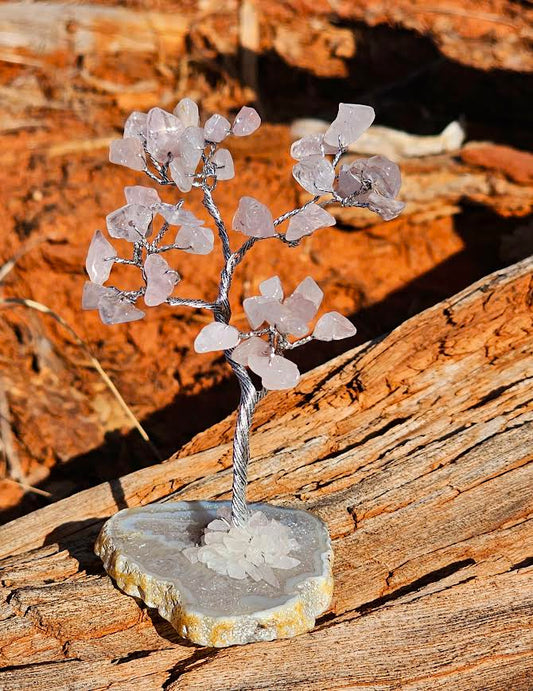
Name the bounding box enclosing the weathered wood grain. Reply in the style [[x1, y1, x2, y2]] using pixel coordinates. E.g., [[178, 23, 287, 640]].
[[0, 257, 531, 689]]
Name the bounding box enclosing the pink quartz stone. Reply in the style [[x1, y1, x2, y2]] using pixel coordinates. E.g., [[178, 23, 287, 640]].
[[177, 126, 205, 173], [248, 354, 300, 390], [285, 204, 336, 242], [82, 281, 114, 310], [98, 293, 145, 325], [212, 148, 235, 180], [194, 322, 241, 353], [293, 276, 323, 310], [109, 138, 146, 172], [324, 103, 375, 149], [290, 133, 337, 160], [292, 155, 335, 195], [175, 225, 214, 255], [232, 197, 275, 238], [144, 254, 180, 307], [145, 107, 184, 163], [364, 155, 402, 198], [313, 312, 357, 341], [259, 276, 283, 301], [204, 114, 231, 143], [173, 98, 200, 128], [157, 203, 194, 226], [272, 303, 309, 337], [283, 293, 316, 323], [85, 230, 116, 284], [232, 106, 261, 136], [123, 111, 147, 140], [106, 204, 153, 242], [124, 185, 161, 207], [336, 163, 364, 199], [360, 191, 405, 221], [230, 336, 270, 366], [243, 296, 281, 329], [169, 158, 193, 193]]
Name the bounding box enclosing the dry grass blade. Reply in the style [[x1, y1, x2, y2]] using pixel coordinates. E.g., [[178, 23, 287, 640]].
[[0, 297, 161, 461], [3, 478, 52, 497], [0, 382, 23, 482], [0, 236, 45, 284]]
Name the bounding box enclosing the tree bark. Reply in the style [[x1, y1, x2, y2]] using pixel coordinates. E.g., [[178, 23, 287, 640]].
[[0, 257, 531, 690]]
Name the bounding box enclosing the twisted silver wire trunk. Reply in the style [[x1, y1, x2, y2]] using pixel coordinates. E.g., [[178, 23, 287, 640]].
[[226, 358, 261, 526]]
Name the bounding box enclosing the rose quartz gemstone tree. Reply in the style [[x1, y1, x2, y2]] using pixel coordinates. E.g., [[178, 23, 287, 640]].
[[87, 99, 406, 646], [84, 98, 404, 528]]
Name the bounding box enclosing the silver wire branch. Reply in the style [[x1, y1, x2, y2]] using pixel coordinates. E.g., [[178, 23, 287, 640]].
[[273, 195, 321, 227], [112, 257, 139, 266], [284, 334, 314, 349], [153, 243, 188, 253], [166, 296, 216, 310], [201, 153, 232, 262], [142, 143, 175, 185], [152, 221, 170, 248]]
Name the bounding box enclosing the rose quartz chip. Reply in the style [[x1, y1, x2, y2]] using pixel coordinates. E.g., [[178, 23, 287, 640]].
[[324, 103, 375, 149], [293, 276, 323, 310], [290, 133, 337, 160], [365, 155, 402, 198], [145, 107, 184, 163], [212, 148, 234, 180], [243, 296, 281, 329], [204, 113, 231, 142], [124, 185, 161, 207], [259, 276, 283, 301], [232, 106, 261, 136], [313, 312, 357, 341], [109, 138, 146, 171], [144, 254, 180, 307], [286, 203, 336, 241], [98, 294, 145, 325], [174, 98, 200, 128], [283, 293, 316, 323], [157, 203, 194, 226], [123, 111, 147, 140], [360, 191, 405, 221], [249, 354, 300, 390], [272, 303, 309, 337], [336, 163, 364, 198], [292, 155, 335, 195], [194, 322, 240, 353], [82, 281, 114, 309], [106, 204, 153, 242], [178, 126, 205, 173], [175, 225, 214, 255], [86, 230, 116, 284], [169, 158, 193, 193], [232, 196, 275, 238], [231, 336, 270, 366]]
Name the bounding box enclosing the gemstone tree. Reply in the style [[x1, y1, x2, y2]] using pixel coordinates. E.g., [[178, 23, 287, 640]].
[[88, 99, 404, 646]]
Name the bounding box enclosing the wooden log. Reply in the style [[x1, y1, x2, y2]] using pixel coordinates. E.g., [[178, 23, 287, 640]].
[[0, 257, 531, 689]]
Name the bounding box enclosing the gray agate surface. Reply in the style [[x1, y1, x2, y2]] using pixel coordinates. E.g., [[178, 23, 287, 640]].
[[95, 501, 333, 647]]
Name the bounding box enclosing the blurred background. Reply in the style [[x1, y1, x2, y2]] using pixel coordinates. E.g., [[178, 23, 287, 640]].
[[0, 0, 531, 521]]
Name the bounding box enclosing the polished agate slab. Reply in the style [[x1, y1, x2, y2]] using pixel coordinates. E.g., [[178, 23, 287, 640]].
[[95, 501, 333, 647]]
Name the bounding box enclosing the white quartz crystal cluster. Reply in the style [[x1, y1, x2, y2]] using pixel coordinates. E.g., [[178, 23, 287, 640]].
[[193, 274, 356, 390], [291, 103, 405, 221], [183, 507, 300, 586]]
